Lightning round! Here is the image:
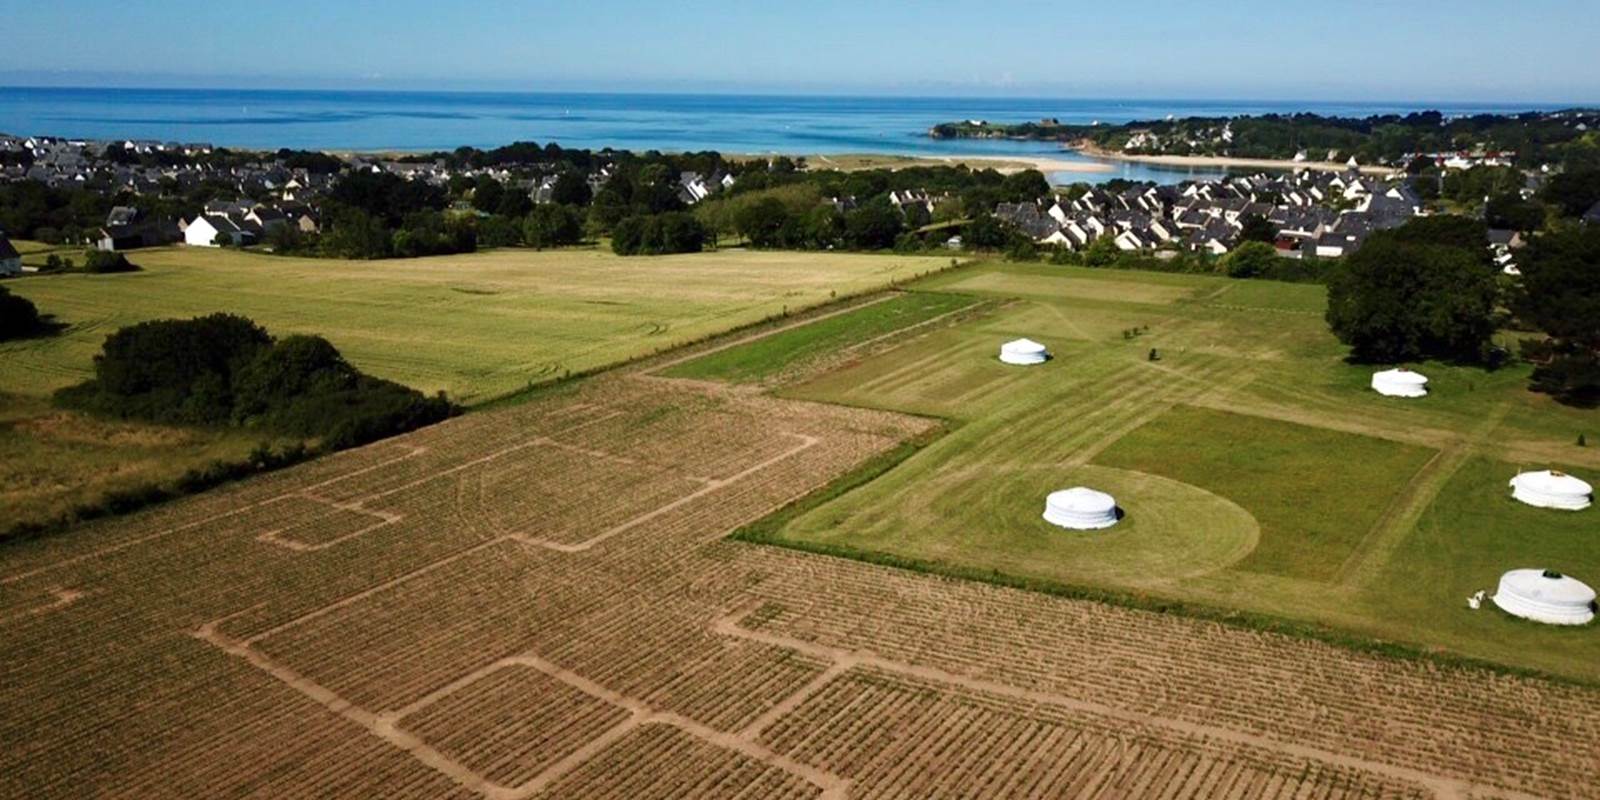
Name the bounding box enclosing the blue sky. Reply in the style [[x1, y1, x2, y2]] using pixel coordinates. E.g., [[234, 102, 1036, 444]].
[[4, 1, 1598, 102]]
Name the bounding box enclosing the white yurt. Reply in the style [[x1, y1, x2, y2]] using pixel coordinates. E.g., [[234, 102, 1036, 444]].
[[1509, 470, 1593, 511], [1492, 569, 1596, 625], [999, 338, 1049, 366], [1371, 368, 1428, 398], [1042, 487, 1120, 530]]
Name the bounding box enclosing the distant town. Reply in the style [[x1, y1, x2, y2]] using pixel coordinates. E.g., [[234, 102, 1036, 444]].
[[3, 107, 1600, 276]]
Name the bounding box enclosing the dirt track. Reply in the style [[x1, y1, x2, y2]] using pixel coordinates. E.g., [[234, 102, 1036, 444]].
[[2, 372, 1597, 799]]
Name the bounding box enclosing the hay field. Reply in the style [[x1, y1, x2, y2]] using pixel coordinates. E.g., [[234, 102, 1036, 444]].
[[5, 363, 1597, 798], [735, 261, 1600, 680], [0, 245, 953, 404], [0, 245, 950, 530]]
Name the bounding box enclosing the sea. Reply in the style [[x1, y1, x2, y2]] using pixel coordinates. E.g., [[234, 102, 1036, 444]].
[[0, 87, 1558, 185]]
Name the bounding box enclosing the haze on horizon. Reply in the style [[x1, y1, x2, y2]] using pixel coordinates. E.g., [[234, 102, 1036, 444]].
[[4, 0, 1599, 104]]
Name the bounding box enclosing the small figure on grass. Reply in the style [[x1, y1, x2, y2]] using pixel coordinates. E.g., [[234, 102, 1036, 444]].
[[1148, 347, 1160, 362]]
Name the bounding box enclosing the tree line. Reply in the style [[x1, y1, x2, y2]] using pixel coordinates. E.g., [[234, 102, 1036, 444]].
[[1326, 216, 1600, 406]]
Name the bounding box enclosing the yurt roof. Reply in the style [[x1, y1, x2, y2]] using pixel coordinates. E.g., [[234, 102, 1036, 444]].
[[1373, 368, 1428, 384], [1046, 487, 1116, 514], [1002, 338, 1047, 354], [1500, 569, 1597, 606], [1513, 470, 1594, 497]]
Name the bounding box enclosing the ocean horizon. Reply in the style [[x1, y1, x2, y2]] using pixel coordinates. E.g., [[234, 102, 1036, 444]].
[[0, 86, 1570, 184]]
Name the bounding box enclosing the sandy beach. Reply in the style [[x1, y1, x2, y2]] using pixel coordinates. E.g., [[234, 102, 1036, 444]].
[[1076, 142, 1393, 176], [801, 152, 1114, 175]]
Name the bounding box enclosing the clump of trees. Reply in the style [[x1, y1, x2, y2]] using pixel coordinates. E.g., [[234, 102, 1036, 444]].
[[611, 212, 708, 256], [1514, 226, 1600, 406], [1541, 169, 1600, 218], [55, 313, 455, 449], [1221, 241, 1279, 278], [1325, 217, 1499, 363], [81, 250, 139, 273], [0, 286, 45, 341], [523, 204, 583, 249]]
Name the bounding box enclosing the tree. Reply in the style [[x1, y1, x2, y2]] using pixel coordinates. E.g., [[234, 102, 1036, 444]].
[[1541, 169, 1600, 218], [1513, 226, 1600, 405], [326, 170, 447, 226], [650, 212, 708, 254], [1325, 230, 1499, 363], [476, 215, 523, 248], [523, 204, 583, 249], [1388, 215, 1492, 265], [964, 214, 1010, 250], [1222, 241, 1278, 278], [79, 250, 138, 273], [1238, 214, 1277, 244], [1485, 192, 1545, 232], [265, 222, 311, 254], [55, 315, 453, 449], [587, 188, 632, 233], [551, 171, 593, 206], [470, 176, 505, 213], [797, 206, 844, 249], [734, 197, 791, 248], [610, 212, 707, 256], [321, 209, 392, 259], [60, 313, 272, 425], [999, 169, 1050, 202], [842, 201, 903, 250], [0, 287, 43, 341], [1081, 235, 1120, 268]]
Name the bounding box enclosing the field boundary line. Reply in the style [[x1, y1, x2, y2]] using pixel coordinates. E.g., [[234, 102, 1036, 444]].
[[513, 433, 820, 553], [737, 660, 854, 740], [1333, 401, 1512, 589], [642, 293, 904, 375], [0, 443, 429, 585], [1, 587, 85, 624], [197, 617, 850, 800], [712, 603, 1519, 800], [255, 496, 402, 553]]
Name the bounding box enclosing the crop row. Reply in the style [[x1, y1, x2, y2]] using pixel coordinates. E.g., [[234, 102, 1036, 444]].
[[761, 667, 1429, 799], [735, 546, 1600, 798], [536, 722, 820, 800], [399, 663, 631, 788]]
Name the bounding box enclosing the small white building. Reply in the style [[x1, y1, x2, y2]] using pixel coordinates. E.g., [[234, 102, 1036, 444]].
[[1043, 487, 1120, 530], [184, 213, 252, 247], [999, 338, 1049, 366], [1509, 470, 1593, 511], [1371, 368, 1428, 398], [1492, 569, 1595, 625]]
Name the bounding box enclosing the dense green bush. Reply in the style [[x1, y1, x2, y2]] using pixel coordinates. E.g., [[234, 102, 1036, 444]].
[[56, 313, 455, 447], [0, 286, 45, 340], [1223, 241, 1278, 278], [81, 250, 139, 273]]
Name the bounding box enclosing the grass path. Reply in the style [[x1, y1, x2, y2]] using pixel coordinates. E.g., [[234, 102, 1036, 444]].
[[1332, 401, 1512, 590]]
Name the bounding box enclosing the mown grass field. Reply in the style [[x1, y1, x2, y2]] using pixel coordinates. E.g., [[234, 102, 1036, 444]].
[[661, 291, 979, 383], [0, 244, 953, 530], [697, 260, 1600, 680], [2, 245, 953, 403]]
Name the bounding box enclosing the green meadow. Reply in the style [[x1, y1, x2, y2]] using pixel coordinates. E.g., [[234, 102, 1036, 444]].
[[680, 260, 1600, 681]]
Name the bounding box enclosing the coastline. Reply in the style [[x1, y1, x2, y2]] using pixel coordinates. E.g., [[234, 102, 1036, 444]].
[[1075, 141, 1393, 176], [795, 152, 1114, 175]]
